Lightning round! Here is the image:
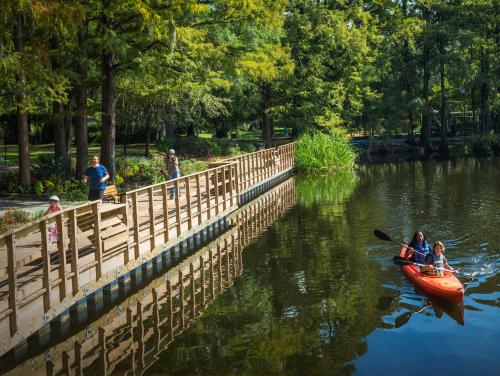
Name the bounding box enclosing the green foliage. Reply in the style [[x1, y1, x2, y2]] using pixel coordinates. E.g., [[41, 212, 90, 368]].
[[116, 156, 166, 185], [295, 131, 357, 173], [30, 209, 47, 221], [0, 208, 31, 233], [159, 137, 252, 158], [470, 134, 500, 156]]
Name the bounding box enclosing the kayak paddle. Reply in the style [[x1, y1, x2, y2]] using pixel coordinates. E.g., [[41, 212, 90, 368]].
[[393, 256, 473, 277], [373, 229, 426, 256]]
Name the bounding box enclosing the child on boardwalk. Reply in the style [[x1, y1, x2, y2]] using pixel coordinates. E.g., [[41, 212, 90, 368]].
[[45, 195, 61, 244]]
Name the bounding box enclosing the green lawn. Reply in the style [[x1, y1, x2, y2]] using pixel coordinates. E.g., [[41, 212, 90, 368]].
[[0, 144, 158, 167]]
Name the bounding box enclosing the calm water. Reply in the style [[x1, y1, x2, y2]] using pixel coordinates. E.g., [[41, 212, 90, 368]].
[[2, 158, 499, 375], [145, 158, 500, 376]]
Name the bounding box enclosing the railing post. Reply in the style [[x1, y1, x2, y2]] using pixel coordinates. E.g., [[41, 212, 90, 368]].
[[148, 187, 156, 250], [6, 234, 18, 336], [92, 203, 103, 279], [234, 162, 240, 206], [205, 171, 211, 220], [161, 184, 170, 243], [196, 174, 202, 225], [56, 213, 67, 300], [69, 210, 79, 295], [40, 221, 51, 312], [131, 192, 140, 259], [222, 166, 228, 211], [228, 164, 234, 207], [185, 177, 193, 229], [174, 180, 181, 236], [214, 168, 220, 215]]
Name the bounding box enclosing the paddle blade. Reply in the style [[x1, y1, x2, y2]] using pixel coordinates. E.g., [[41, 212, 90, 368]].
[[394, 311, 412, 328], [374, 229, 391, 242]]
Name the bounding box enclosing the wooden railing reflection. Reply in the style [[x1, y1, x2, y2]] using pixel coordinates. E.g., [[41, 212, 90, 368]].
[[2, 178, 296, 376], [0, 143, 295, 356]]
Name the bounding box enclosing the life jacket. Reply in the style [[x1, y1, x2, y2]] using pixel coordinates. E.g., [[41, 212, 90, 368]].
[[410, 240, 431, 264], [425, 253, 448, 276]]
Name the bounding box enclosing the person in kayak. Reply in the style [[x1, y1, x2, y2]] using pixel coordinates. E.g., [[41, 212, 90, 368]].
[[423, 241, 453, 276], [405, 231, 432, 264]]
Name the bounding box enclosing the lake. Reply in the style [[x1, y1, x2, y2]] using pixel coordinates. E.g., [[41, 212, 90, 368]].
[[2, 157, 499, 375]]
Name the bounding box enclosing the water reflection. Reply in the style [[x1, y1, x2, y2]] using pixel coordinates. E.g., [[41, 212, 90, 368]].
[[0, 179, 296, 375]]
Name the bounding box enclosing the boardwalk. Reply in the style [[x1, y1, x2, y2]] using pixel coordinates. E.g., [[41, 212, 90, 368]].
[[0, 143, 295, 356], [0, 177, 296, 376]]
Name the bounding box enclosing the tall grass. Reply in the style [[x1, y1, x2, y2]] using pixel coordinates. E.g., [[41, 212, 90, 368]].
[[295, 131, 357, 173]]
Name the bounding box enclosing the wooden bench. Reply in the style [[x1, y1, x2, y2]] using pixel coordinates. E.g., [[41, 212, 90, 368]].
[[104, 184, 120, 203]]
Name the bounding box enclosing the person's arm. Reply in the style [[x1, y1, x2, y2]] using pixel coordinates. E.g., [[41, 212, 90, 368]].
[[443, 256, 454, 272], [100, 173, 110, 184], [83, 174, 88, 183]]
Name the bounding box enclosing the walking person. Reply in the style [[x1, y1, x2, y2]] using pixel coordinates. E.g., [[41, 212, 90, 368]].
[[164, 149, 180, 199], [83, 155, 110, 201]]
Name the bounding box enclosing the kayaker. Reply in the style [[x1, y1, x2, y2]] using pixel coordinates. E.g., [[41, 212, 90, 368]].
[[405, 231, 432, 264], [423, 241, 453, 276]]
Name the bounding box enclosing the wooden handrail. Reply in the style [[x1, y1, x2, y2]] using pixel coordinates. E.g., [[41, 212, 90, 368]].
[[121, 160, 239, 196]]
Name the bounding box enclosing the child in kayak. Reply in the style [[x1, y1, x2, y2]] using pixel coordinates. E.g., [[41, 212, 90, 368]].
[[405, 231, 432, 264], [423, 241, 453, 276]]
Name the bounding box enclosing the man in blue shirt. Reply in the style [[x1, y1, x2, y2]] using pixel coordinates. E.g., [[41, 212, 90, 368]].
[[83, 155, 110, 201]]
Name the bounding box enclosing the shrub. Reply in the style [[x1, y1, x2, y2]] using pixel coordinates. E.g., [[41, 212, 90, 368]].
[[116, 156, 166, 185], [0, 208, 31, 233], [470, 134, 500, 156], [295, 130, 357, 173], [159, 136, 251, 157]]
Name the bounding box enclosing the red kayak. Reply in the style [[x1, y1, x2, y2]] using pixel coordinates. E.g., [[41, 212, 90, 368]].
[[398, 247, 464, 304]]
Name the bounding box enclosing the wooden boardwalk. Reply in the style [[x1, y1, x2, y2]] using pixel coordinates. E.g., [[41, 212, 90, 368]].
[[0, 143, 295, 356], [1, 177, 296, 376]]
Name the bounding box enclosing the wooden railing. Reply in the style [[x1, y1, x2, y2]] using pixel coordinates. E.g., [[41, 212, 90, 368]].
[[1, 177, 296, 376], [0, 142, 295, 356]]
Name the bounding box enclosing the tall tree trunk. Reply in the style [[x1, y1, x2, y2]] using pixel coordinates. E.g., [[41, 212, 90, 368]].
[[14, 12, 31, 189], [439, 41, 449, 153], [63, 93, 75, 175], [74, 24, 88, 180], [53, 101, 66, 162], [420, 42, 431, 153], [471, 87, 477, 134], [101, 51, 116, 182], [402, 0, 415, 144], [145, 111, 151, 158], [261, 82, 273, 141], [51, 36, 69, 174], [479, 51, 490, 134]]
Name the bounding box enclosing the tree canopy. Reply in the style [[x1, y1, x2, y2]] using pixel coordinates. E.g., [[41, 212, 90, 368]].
[[0, 0, 498, 186]]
